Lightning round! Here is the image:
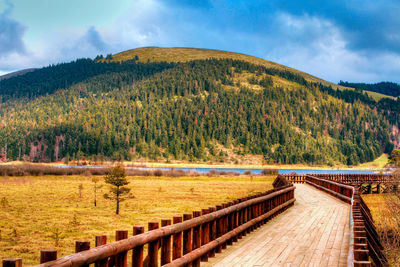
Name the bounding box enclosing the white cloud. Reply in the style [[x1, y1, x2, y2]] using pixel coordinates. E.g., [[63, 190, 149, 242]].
[[100, 0, 167, 51], [0, 2, 399, 84], [259, 12, 398, 83]]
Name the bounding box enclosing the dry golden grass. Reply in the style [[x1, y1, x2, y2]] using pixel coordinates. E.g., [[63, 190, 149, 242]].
[[0, 175, 274, 266], [363, 194, 400, 265], [355, 154, 389, 170], [221, 71, 303, 92], [112, 47, 330, 86]]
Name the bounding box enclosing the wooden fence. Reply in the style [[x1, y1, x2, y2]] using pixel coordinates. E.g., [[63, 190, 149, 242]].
[[2, 184, 295, 267], [282, 174, 306, 184], [310, 174, 398, 185], [284, 173, 399, 194], [284, 173, 399, 185], [304, 175, 388, 267]]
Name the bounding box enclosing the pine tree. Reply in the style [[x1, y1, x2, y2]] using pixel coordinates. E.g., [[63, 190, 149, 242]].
[[104, 165, 131, 214]]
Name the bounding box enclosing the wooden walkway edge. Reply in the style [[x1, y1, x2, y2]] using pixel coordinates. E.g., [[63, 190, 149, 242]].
[[204, 184, 350, 267]]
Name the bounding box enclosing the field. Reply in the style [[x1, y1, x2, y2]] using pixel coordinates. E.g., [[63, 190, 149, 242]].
[[354, 154, 389, 170], [0, 174, 275, 266], [362, 194, 400, 265]]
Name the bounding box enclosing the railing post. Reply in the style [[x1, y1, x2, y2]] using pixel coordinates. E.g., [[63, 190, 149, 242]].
[[250, 202, 255, 231], [148, 222, 159, 267], [2, 259, 22, 267], [161, 219, 172, 265], [192, 211, 202, 267], [173, 216, 183, 261], [246, 200, 251, 233], [241, 200, 247, 236], [95, 235, 107, 267], [232, 200, 239, 242], [182, 213, 193, 267], [40, 250, 57, 264], [216, 205, 223, 252], [115, 230, 128, 267], [222, 204, 228, 248], [208, 207, 217, 257], [132, 226, 144, 267], [75, 241, 90, 267], [227, 203, 233, 245], [201, 209, 210, 261]]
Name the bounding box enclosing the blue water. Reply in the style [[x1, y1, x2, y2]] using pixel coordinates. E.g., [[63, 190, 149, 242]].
[[55, 165, 377, 175], [139, 167, 376, 175]]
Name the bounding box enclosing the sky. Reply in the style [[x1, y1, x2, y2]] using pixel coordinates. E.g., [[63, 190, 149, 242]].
[[1, 0, 400, 83]]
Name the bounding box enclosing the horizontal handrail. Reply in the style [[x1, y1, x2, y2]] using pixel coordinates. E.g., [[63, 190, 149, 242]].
[[292, 173, 399, 185], [35, 185, 295, 267], [163, 199, 295, 267], [305, 175, 353, 203], [305, 179, 352, 203], [284, 174, 399, 186], [306, 175, 355, 189]]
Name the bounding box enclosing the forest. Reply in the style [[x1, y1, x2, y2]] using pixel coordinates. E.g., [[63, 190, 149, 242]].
[[338, 81, 400, 97], [0, 57, 399, 165]]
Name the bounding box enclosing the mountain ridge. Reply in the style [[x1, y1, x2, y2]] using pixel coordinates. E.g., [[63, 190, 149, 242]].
[[0, 47, 398, 165], [0, 68, 37, 81], [110, 47, 393, 100]]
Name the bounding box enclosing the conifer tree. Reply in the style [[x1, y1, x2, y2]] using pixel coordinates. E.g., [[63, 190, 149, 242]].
[[104, 165, 131, 214]]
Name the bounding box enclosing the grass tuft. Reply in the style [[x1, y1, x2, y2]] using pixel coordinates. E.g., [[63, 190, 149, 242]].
[[363, 194, 400, 265]]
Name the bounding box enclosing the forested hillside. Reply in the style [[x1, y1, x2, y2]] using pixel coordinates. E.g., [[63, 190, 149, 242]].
[[0, 48, 399, 165], [339, 81, 400, 97]]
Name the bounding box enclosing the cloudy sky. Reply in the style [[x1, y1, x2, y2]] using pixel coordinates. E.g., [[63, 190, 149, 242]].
[[1, 0, 400, 83]]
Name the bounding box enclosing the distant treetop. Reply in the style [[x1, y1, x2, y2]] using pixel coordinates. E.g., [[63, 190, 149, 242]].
[[339, 81, 400, 97]]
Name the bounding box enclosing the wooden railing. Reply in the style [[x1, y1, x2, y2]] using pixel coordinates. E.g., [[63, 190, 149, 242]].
[[307, 174, 398, 185], [285, 173, 399, 194], [304, 175, 388, 267], [283, 174, 306, 184], [305, 175, 353, 203], [2, 184, 296, 267]]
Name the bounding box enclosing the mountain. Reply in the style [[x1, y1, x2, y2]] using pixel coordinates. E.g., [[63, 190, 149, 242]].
[[111, 47, 393, 101], [0, 68, 37, 81], [0, 47, 399, 165]]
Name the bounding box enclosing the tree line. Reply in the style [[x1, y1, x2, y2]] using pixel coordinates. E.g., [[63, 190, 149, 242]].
[[0, 58, 398, 165], [339, 81, 400, 97]]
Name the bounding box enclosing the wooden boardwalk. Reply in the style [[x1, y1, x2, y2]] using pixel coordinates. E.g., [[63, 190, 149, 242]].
[[204, 184, 350, 267]]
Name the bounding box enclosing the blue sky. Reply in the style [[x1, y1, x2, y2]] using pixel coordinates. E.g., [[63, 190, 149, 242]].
[[1, 0, 400, 83]]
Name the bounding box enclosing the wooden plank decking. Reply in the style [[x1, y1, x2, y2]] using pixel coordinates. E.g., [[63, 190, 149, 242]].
[[204, 184, 350, 267]]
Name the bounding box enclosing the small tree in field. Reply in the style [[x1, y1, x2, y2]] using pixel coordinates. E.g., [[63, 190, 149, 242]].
[[104, 165, 130, 214], [92, 176, 102, 207]]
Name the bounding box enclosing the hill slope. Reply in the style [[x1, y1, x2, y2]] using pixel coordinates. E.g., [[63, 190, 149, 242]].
[[0, 68, 37, 81], [339, 81, 400, 98], [0, 47, 399, 165], [111, 47, 393, 100], [112, 47, 325, 82]]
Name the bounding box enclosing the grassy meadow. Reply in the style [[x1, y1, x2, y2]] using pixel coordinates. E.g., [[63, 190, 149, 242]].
[[0, 174, 274, 266], [354, 154, 389, 170], [362, 194, 400, 265]]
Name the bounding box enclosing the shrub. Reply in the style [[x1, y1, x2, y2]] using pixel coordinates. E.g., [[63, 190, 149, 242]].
[[243, 170, 252, 175], [261, 168, 279, 175]]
